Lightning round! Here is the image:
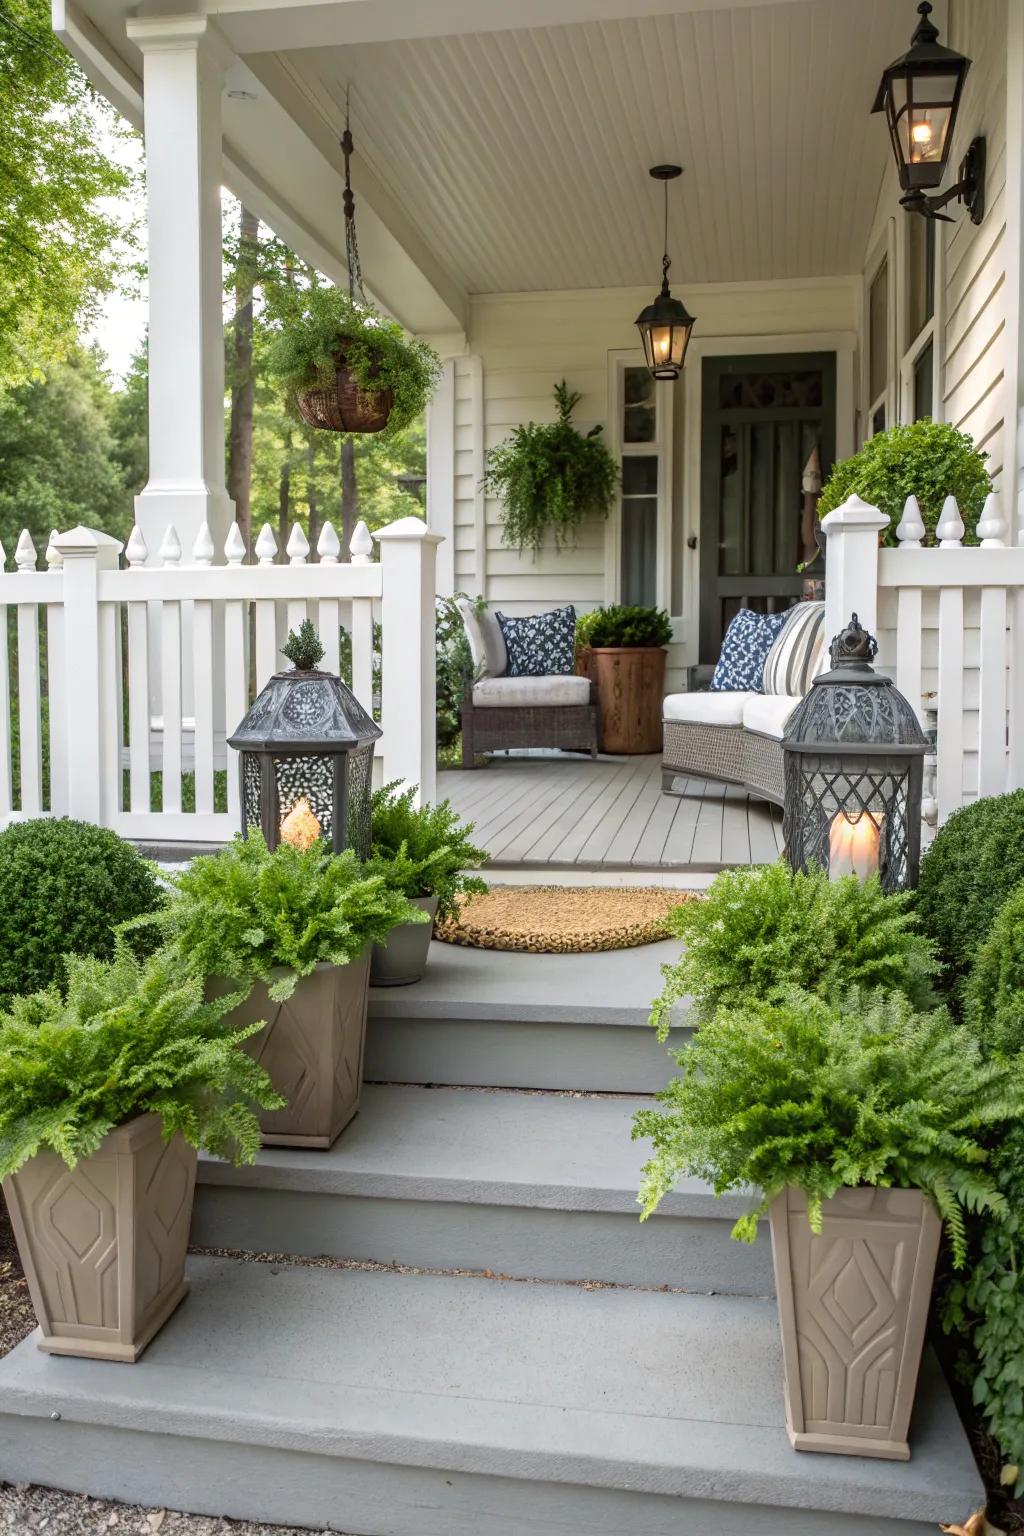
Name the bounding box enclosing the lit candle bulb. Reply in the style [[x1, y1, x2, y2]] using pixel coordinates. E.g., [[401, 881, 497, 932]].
[[280, 796, 322, 851], [828, 811, 882, 882]]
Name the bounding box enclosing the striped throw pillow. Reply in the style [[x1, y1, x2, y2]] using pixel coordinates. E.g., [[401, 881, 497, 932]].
[[762, 601, 826, 697]]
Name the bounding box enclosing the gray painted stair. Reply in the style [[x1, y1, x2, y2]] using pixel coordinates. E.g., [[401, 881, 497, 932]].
[[0, 1256, 983, 1536], [366, 940, 691, 1092], [193, 1083, 774, 1293]]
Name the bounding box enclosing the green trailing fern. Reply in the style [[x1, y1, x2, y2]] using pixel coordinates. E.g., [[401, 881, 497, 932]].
[[365, 782, 487, 924], [484, 380, 618, 555], [649, 862, 938, 1039], [126, 832, 426, 1001], [633, 987, 1021, 1266], [0, 944, 282, 1179]]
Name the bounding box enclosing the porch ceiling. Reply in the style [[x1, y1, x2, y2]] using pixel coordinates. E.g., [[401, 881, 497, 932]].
[[275, 0, 911, 294]]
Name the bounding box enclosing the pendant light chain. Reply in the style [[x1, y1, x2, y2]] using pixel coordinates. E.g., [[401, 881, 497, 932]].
[[661, 178, 671, 294], [341, 85, 368, 306]]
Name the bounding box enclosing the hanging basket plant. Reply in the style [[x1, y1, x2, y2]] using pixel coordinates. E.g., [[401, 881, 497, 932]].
[[484, 380, 619, 555]]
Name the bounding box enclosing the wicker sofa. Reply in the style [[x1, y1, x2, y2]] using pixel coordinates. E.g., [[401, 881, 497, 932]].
[[661, 602, 826, 805], [456, 600, 598, 767]]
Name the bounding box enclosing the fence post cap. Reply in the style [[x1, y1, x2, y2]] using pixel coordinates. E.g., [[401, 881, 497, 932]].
[[820, 494, 890, 532], [53, 526, 124, 559], [373, 516, 444, 546]]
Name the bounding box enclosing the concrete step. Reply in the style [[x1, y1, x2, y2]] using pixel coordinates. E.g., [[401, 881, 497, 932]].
[[0, 1256, 983, 1536], [193, 1083, 773, 1293], [366, 940, 692, 1092]]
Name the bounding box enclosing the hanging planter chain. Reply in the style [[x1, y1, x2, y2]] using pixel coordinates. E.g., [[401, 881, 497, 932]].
[[341, 86, 369, 307]]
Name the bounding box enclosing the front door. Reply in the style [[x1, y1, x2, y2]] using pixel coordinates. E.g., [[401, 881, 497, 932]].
[[698, 353, 836, 663]]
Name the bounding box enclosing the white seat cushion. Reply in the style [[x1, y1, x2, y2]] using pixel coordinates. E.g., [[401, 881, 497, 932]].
[[742, 694, 800, 739], [472, 674, 592, 708], [662, 692, 751, 727]]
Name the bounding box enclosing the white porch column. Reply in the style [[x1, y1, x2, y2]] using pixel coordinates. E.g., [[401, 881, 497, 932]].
[[821, 494, 889, 645], [375, 517, 444, 805], [126, 15, 234, 556]]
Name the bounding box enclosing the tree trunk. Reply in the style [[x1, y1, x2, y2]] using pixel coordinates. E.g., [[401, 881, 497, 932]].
[[227, 205, 259, 552], [278, 429, 292, 558], [306, 437, 319, 555], [340, 436, 359, 552]]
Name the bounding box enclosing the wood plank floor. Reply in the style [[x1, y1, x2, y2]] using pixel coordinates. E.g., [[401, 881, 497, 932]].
[[438, 753, 783, 871]]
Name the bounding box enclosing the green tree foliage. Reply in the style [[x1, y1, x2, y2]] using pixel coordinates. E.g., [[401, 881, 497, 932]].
[[366, 781, 487, 923], [649, 862, 938, 1039], [0, 943, 282, 1178], [108, 344, 149, 499], [633, 987, 1021, 1267], [0, 818, 164, 1003], [963, 883, 1024, 1059], [0, 0, 137, 387]]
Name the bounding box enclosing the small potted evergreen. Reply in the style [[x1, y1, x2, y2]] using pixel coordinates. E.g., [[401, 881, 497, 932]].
[[0, 945, 279, 1362], [266, 285, 441, 438], [133, 834, 425, 1147], [576, 605, 672, 754], [366, 782, 488, 985]]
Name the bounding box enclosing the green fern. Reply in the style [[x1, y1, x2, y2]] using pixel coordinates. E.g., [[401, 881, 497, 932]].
[[0, 944, 283, 1180], [124, 832, 426, 1000], [649, 862, 939, 1040], [364, 782, 487, 923], [633, 987, 1022, 1266]]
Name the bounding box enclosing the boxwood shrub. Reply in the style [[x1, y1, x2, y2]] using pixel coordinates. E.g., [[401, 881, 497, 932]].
[[963, 882, 1024, 1058], [817, 420, 990, 544]]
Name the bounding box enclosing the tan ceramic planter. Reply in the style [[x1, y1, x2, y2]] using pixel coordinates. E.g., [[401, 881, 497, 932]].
[[589, 647, 667, 754], [769, 1185, 942, 1461], [2, 1113, 196, 1363], [222, 954, 370, 1149], [370, 895, 438, 987]]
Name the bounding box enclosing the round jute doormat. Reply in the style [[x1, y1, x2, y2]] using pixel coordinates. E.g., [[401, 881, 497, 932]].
[[435, 886, 699, 954]]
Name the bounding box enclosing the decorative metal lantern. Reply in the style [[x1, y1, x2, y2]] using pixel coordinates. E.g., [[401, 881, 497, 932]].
[[228, 621, 381, 858], [782, 615, 927, 893], [635, 165, 696, 381], [872, 2, 984, 224]]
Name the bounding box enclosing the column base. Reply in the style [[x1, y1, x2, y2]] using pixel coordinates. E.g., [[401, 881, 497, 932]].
[[134, 484, 235, 563]]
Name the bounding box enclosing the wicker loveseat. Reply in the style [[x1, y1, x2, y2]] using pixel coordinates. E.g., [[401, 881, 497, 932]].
[[661, 602, 826, 805], [456, 600, 598, 767]]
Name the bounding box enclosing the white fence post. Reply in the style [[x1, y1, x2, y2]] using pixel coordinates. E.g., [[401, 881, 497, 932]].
[[822, 493, 889, 643], [375, 517, 444, 805], [53, 527, 123, 823]]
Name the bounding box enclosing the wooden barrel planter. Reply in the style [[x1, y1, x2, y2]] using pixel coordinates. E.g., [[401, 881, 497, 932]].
[[589, 647, 667, 755], [295, 357, 393, 435]]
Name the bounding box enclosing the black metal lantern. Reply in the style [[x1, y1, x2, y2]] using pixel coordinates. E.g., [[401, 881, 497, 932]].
[[228, 622, 381, 858], [872, 1, 983, 224], [782, 615, 927, 893], [635, 165, 696, 380]]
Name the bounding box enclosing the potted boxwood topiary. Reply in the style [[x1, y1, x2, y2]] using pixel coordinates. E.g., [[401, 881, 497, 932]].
[[575, 605, 672, 755], [484, 380, 619, 555], [817, 420, 991, 545], [0, 944, 279, 1362], [266, 284, 441, 439], [365, 782, 488, 985], [634, 985, 1022, 1460], [131, 834, 426, 1147]]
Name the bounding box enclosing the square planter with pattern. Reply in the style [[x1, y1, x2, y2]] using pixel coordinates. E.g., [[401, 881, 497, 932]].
[[769, 1185, 942, 1461], [2, 1113, 196, 1363]]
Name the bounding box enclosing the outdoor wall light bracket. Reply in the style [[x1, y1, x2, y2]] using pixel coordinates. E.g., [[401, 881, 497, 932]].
[[900, 134, 985, 224]]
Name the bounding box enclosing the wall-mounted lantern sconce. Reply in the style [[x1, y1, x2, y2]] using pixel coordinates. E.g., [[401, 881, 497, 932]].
[[872, 1, 983, 223], [635, 166, 696, 380]]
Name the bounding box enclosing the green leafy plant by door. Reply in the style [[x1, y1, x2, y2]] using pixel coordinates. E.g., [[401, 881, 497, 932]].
[[817, 420, 990, 544], [484, 380, 618, 555]]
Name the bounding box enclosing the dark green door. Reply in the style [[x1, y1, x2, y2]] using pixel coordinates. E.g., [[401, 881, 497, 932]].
[[698, 353, 836, 663]]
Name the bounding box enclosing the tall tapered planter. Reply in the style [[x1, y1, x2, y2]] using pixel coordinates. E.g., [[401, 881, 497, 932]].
[[768, 1185, 942, 1461], [2, 1114, 196, 1363], [589, 647, 666, 754], [222, 954, 370, 1149]]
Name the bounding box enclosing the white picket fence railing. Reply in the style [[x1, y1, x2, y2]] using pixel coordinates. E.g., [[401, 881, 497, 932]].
[[0, 513, 441, 843], [822, 490, 1024, 828]]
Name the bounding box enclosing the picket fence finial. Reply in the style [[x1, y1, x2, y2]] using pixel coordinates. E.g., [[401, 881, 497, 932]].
[[192, 521, 215, 566], [286, 524, 310, 564], [349, 519, 373, 565], [936, 495, 965, 548], [224, 522, 247, 566], [255, 523, 278, 565], [45, 528, 63, 568], [125, 525, 148, 567], [976, 490, 1007, 547], [895, 494, 926, 547], [317, 521, 341, 565], [159, 525, 182, 566], [15, 529, 37, 572]]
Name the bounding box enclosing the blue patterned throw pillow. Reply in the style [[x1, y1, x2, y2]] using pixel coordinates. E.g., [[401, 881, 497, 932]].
[[496, 606, 577, 677], [710, 608, 789, 692]]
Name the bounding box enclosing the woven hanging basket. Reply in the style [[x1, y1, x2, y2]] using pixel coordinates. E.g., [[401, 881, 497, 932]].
[[295, 356, 394, 434]]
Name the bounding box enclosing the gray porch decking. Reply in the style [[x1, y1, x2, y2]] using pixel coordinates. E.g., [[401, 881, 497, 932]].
[[438, 753, 783, 871]]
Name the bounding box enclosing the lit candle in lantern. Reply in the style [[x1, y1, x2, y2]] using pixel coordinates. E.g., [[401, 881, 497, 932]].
[[280, 797, 322, 851], [828, 811, 882, 882]]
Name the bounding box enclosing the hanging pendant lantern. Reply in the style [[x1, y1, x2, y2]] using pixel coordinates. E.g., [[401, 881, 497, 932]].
[[635, 166, 696, 381]]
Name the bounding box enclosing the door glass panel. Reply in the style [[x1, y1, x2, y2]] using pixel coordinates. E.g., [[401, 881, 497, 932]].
[[913, 340, 934, 420], [717, 371, 823, 410], [623, 367, 656, 443], [621, 454, 658, 606], [622, 455, 658, 495], [869, 261, 889, 405], [718, 426, 742, 576]]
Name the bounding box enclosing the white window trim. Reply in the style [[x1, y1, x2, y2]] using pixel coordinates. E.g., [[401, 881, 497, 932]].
[[862, 220, 898, 440], [897, 213, 945, 424], [604, 350, 674, 621]]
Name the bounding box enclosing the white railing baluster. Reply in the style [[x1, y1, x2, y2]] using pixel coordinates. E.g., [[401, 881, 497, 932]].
[[223, 520, 247, 823], [159, 525, 183, 815], [125, 524, 150, 813], [286, 523, 309, 637], [316, 521, 341, 678], [978, 581, 1008, 798], [253, 524, 279, 693], [15, 532, 42, 816], [44, 529, 67, 815], [895, 586, 924, 726], [0, 539, 11, 821], [936, 584, 965, 822], [191, 524, 215, 813]]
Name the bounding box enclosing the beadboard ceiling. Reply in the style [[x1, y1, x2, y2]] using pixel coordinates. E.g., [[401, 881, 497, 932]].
[[282, 0, 912, 295]]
